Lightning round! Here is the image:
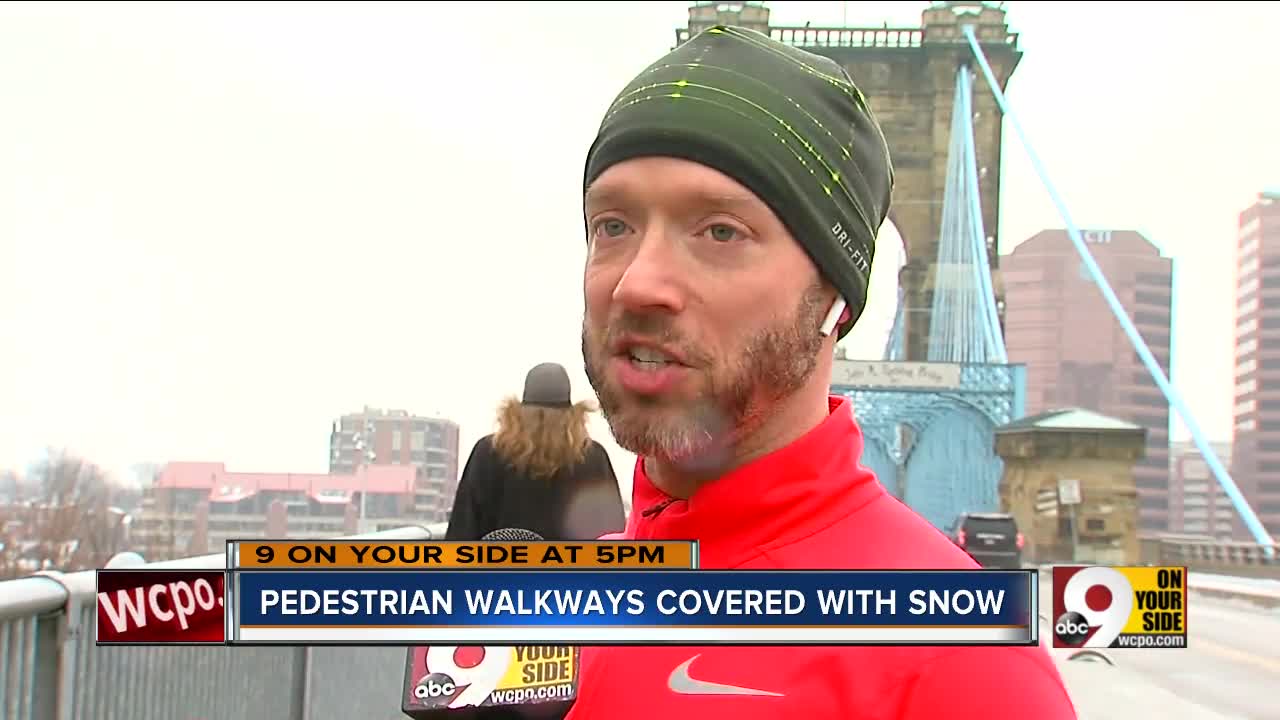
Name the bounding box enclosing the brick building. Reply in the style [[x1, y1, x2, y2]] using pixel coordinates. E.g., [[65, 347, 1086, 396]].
[[1230, 191, 1280, 538], [1002, 229, 1173, 531], [329, 407, 461, 524], [130, 462, 426, 558]]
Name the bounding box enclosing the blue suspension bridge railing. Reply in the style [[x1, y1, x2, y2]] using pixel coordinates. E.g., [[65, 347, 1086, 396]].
[[960, 24, 1276, 554]]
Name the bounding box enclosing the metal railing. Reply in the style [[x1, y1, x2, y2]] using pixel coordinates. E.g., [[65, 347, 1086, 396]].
[[0, 523, 446, 720], [674, 25, 1020, 51], [1140, 534, 1280, 569], [770, 27, 923, 49], [1136, 535, 1280, 584], [675, 25, 925, 49]]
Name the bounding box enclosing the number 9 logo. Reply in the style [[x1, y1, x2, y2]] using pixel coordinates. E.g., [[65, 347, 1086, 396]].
[[1060, 567, 1132, 648], [422, 646, 511, 709]]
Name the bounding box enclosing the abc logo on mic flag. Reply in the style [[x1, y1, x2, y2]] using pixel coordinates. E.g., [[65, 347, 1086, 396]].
[[401, 645, 579, 717], [1051, 566, 1187, 649]]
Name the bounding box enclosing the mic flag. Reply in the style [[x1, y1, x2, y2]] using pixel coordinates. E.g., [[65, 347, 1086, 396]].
[[402, 527, 578, 718]]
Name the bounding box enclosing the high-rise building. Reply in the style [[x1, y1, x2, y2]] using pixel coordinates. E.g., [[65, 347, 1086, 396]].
[[1002, 229, 1173, 532], [329, 407, 461, 523], [1229, 191, 1280, 538], [1168, 440, 1236, 539]]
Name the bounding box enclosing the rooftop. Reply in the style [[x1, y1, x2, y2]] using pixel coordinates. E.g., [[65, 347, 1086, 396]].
[[1008, 228, 1166, 258], [997, 407, 1145, 434], [336, 407, 457, 423], [155, 462, 418, 504]]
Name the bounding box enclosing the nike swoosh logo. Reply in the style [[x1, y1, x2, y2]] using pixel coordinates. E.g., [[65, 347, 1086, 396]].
[[667, 654, 784, 697]]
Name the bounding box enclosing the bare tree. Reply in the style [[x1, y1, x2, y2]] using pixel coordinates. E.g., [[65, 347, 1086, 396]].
[[25, 449, 127, 572], [0, 481, 23, 579]]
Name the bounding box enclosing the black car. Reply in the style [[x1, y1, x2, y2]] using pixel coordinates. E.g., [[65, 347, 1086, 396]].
[[951, 513, 1024, 569]]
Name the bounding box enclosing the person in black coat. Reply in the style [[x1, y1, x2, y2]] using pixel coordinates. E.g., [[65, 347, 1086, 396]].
[[437, 363, 624, 720], [446, 362, 625, 543]]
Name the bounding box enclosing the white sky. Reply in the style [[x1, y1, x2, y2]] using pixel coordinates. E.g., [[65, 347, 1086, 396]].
[[2, 1, 1278, 494]]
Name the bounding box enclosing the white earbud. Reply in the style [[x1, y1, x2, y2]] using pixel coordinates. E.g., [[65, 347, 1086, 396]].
[[819, 296, 847, 337]]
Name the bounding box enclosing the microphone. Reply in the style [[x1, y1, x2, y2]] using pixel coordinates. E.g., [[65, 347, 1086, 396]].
[[481, 528, 545, 542], [402, 528, 579, 720]]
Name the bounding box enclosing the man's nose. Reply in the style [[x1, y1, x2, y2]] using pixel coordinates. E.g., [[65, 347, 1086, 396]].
[[611, 227, 686, 315]]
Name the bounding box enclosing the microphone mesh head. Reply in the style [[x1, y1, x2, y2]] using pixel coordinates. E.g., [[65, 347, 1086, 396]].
[[481, 528, 544, 542]]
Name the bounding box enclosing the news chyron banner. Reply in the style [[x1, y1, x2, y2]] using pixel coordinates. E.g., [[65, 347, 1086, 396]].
[[226, 540, 1036, 646], [230, 568, 1036, 644], [1051, 565, 1188, 649], [96, 539, 1040, 648]]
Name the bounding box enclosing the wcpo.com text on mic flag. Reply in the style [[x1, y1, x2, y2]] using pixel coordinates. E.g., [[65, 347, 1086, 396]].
[[96, 539, 1039, 646]]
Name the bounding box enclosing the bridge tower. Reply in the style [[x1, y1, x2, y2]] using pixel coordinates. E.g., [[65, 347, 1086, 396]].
[[675, 1, 1022, 362], [675, 1, 1027, 530]]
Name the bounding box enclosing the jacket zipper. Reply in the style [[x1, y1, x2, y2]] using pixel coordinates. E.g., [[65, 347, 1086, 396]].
[[640, 497, 678, 519]]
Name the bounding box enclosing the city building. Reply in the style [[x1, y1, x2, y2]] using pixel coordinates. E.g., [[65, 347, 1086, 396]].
[[130, 461, 425, 557], [1168, 440, 1236, 539], [1229, 191, 1280, 538], [329, 407, 461, 523], [1002, 229, 1173, 532]]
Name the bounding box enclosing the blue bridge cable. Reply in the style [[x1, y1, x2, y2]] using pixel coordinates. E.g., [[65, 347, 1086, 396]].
[[883, 287, 907, 361], [959, 67, 1008, 364], [961, 24, 1276, 552], [928, 64, 1008, 365]]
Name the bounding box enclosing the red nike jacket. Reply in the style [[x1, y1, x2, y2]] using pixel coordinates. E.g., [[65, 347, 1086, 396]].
[[564, 396, 1077, 720]]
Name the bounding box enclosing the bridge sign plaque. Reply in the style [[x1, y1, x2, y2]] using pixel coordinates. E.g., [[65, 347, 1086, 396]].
[[831, 360, 962, 390]]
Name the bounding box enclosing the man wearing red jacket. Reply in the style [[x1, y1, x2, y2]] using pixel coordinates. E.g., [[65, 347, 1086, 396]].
[[571, 24, 1077, 719]]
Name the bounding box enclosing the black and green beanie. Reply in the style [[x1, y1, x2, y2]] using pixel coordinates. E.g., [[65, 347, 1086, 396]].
[[583, 25, 895, 338]]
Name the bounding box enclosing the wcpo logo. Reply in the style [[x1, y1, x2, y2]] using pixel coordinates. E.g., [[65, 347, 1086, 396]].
[[1051, 566, 1188, 649]]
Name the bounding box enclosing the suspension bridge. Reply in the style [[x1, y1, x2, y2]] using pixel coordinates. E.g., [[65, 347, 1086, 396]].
[[704, 2, 1280, 716], [1, 2, 1278, 719]]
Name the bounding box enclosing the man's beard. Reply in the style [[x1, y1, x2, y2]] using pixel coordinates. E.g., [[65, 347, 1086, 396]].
[[582, 282, 829, 469]]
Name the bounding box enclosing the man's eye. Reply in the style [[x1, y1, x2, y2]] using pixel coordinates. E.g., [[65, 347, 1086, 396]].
[[597, 219, 629, 238], [707, 224, 739, 242]]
